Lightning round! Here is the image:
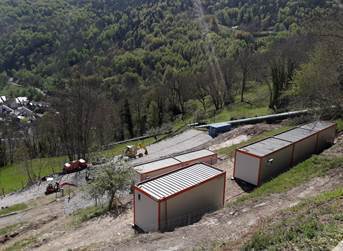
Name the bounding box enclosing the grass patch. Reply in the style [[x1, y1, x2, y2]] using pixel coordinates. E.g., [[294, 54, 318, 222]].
[[234, 155, 343, 204], [336, 118, 343, 132], [216, 126, 292, 157], [0, 203, 28, 216], [72, 206, 108, 226], [0, 223, 23, 236], [207, 84, 272, 124], [0, 136, 158, 194], [0, 156, 66, 194], [243, 188, 343, 250], [208, 104, 271, 124], [4, 236, 38, 251]]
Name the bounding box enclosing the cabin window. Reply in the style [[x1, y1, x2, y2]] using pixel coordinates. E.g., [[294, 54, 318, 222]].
[[138, 194, 141, 200]]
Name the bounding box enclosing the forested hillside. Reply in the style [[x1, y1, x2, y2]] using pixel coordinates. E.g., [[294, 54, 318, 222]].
[[0, 0, 336, 91], [0, 0, 342, 165]]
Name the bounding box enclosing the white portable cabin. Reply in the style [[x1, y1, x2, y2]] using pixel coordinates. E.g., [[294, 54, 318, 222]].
[[174, 149, 218, 167], [133, 158, 182, 182], [300, 121, 336, 152], [234, 121, 336, 186], [233, 138, 293, 186], [273, 127, 318, 165], [133, 163, 226, 232]]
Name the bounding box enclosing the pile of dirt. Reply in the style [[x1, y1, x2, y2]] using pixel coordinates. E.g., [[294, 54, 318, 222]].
[[204, 123, 281, 151], [110, 168, 343, 251]]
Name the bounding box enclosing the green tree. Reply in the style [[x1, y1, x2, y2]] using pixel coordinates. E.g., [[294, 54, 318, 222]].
[[147, 101, 159, 129], [85, 160, 132, 211]]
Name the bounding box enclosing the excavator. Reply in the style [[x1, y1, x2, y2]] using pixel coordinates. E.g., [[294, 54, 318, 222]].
[[124, 144, 148, 159], [45, 181, 77, 195]]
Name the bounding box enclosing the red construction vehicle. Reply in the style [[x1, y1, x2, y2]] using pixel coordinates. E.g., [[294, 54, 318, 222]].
[[63, 159, 88, 174], [45, 181, 77, 195]]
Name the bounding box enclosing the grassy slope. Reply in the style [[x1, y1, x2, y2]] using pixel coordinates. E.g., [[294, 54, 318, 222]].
[[0, 137, 155, 194], [234, 155, 343, 204], [0, 203, 28, 216], [210, 84, 271, 124], [216, 125, 293, 157], [243, 188, 343, 250], [0, 223, 24, 236]]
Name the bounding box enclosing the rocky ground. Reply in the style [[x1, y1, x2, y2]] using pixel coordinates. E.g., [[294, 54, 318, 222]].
[[0, 125, 341, 250]]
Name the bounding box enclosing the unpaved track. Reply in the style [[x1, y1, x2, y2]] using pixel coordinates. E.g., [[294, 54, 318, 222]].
[[131, 129, 212, 165], [110, 169, 342, 251], [19, 168, 341, 251]]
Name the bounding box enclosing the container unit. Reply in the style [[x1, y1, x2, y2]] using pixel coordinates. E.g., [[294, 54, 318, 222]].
[[174, 149, 218, 167], [133, 158, 182, 182], [133, 163, 226, 232], [300, 121, 336, 152], [273, 128, 318, 165], [233, 137, 293, 186], [209, 123, 232, 138]]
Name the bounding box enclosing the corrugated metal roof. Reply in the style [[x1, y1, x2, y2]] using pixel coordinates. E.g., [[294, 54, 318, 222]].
[[174, 149, 215, 162], [274, 128, 316, 143], [240, 137, 291, 157], [134, 158, 181, 174], [300, 121, 335, 132], [136, 164, 223, 200]]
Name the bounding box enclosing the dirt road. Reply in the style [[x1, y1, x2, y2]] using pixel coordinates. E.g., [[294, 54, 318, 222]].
[[132, 129, 213, 165], [110, 168, 342, 251]]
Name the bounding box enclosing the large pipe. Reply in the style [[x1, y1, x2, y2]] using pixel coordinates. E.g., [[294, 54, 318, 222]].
[[196, 109, 308, 129]]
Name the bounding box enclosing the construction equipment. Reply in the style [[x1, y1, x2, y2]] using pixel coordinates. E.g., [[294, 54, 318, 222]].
[[63, 159, 88, 174], [124, 144, 148, 159], [45, 181, 77, 195]]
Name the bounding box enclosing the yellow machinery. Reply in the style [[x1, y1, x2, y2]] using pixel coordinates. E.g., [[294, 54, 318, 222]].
[[124, 144, 148, 159]]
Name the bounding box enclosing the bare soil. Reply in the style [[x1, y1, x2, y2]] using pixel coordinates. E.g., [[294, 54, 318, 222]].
[[110, 168, 342, 251], [1, 126, 341, 251]]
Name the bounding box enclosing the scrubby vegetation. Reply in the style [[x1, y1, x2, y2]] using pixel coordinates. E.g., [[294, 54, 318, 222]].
[[244, 188, 343, 250], [0, 1, 342, 194], [0, 203, 28, 216], [234, 155, 343, 204]]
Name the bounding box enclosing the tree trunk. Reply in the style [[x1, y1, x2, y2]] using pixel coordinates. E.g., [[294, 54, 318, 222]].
[[108, 192, 115, 211], [240, 70, 247, 102]]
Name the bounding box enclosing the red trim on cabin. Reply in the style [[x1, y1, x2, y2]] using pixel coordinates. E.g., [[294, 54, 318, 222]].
[[137, 162, 224, 187], [315, 133, 319, 153], [133, 193, 135, 225], [302, 122, 337, 133], [222, 172, 226, 206], [140, 162, 183, 176], [134, 186, 159, 202], [274, 129, 317, 146], [262, 142, 294, 159], [160, 171, 226, 202], [233, 150, 237, 178], [290, 144, 295, 167], [236, 149, 262, 159], [158, 201, 161, 231], [257, 158, 262, 186], [177, 153, 218, 168], [165, 200, 168, 230]]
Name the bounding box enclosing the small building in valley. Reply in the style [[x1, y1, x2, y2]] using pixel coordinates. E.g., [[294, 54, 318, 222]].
[[300, 121, 336, 152], [133, 158, 182, 182], [233, 121, 337, 186], [233, 137, 293, 186], [133, 149, 218, 182], [174, 149, 217, 167], [133, 163, 226, 232]]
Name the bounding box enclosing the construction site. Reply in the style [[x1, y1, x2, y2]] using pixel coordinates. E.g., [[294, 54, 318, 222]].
[[0, 117, 342, 250]]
